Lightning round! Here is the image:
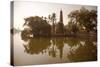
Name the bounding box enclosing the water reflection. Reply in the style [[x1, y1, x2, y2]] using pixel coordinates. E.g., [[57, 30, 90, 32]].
[[68, 38, 97, 62], [23, 38, 51, 54], [21, 34, 97, 62]]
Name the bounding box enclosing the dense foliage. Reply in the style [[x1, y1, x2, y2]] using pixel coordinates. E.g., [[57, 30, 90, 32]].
[[23, 16, 51, 37]]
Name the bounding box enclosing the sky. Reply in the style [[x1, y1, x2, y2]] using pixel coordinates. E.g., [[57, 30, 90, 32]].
[[13, 1, 97, 30]]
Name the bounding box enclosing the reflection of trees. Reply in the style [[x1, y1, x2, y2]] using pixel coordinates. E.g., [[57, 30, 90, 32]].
[[67, 38, 97, 62], [65, 37, 81, 47], [22, 36, 65, 59], [21, 33, 96, 61], [23, 38, 51, 54], [48, 44, 57, 58], [21, 29, 31, 41], [48, 38, 65, 59]]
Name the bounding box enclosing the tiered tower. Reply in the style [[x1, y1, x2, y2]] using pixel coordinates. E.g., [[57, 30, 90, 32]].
[[60, 10, 63, 23]]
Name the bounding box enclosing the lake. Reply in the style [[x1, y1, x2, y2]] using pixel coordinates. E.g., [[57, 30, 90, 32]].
[[12, 32, 97, 66]]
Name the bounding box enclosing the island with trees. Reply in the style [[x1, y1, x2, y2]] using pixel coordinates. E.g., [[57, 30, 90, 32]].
[[21, 7, 97, 38]]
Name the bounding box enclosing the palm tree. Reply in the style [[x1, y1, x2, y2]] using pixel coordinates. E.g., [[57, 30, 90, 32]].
[[48, 13, 56, 34]]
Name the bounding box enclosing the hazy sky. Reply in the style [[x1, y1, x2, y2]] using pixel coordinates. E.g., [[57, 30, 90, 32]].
[[13, 1, 97, 29]]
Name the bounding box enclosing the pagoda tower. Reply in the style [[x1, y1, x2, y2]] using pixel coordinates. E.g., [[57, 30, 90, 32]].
[[60, 10, 63, 23], [55, 10, 64, 35]]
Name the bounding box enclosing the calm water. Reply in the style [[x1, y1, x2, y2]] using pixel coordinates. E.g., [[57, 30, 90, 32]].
[[13, 32, 97, 66]]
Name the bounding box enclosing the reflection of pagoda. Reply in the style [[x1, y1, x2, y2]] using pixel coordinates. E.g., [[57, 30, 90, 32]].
[[56, 38, 64, 59]]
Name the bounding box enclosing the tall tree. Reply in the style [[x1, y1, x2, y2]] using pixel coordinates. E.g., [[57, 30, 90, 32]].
[[68, 7, 97, 33], [48, 13, 56, 34]]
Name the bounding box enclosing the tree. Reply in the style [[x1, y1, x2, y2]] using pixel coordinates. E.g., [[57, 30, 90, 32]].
[[48, 13, 56, 34], [78, 7, 96, 32], [67, 19, 79, 34], [68, 7, 97, 33], [23, 16, 51, 37]]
